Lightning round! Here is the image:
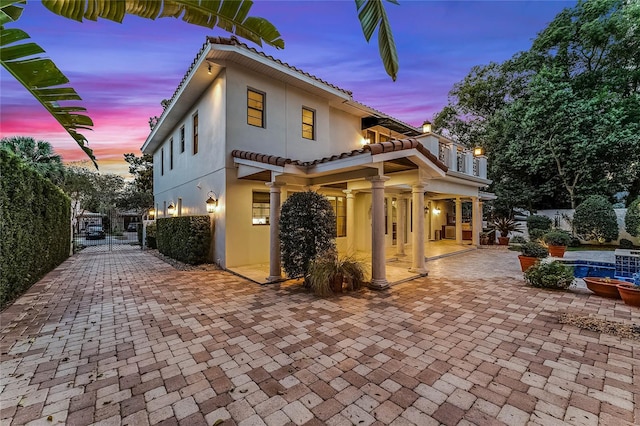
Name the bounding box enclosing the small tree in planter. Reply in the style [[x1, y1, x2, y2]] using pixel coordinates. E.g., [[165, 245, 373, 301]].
[[280, 191, 336, 279], [493, 217, 522, 245], [625, 197, 640, 238], [573, 195, 618, 243], [524, 261, 574, 290], [542, 230, 572, 258], [518, 241, 548, 272]]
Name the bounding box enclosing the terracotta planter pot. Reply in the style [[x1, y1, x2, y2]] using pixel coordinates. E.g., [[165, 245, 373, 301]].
[[617, 283, 640, 307], [518, 255, 539, 272], [583, 277, 625, 299], [498, 236, 510, 245], [332, 274, 343, 293], [548, 245, 567, 258]]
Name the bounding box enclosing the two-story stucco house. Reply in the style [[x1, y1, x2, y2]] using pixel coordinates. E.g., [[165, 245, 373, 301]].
[[142, 36, 494, 289]]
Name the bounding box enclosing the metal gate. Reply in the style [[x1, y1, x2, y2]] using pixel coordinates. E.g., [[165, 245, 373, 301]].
[[73, 209, 140, 253]]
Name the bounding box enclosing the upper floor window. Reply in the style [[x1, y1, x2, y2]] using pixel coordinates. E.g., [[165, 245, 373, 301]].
[[247, 88, 265, 128], [193, 113, 199, 154], [169, 138, 174, 170], [161, 147, 164, 176], [302, 107, 315, 140], [180, 126, 185, 153]]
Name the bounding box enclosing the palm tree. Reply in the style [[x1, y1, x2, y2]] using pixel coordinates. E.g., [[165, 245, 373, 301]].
[[1, 136, 64, 183], [0, 1, 399, 167]]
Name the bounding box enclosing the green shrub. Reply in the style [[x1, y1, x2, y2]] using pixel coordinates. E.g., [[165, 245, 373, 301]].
[[519, 242, 549, 258], [146, 222, 157, 249], [574, 195, 619, 243], [568, 236, 581, 247], [527, 215, 552, 234], [528, 228, 546, 241], [542, 230, 572, 246], [307, 250, 366, 297], [280, 191, 336, 278], [510, 235, 528, 245], [524, 261, 574, 289], [0, 150, 70, 308], [625, 197, 640, 237], [156, 216, 210, 264], [619, 238, 634, 249]]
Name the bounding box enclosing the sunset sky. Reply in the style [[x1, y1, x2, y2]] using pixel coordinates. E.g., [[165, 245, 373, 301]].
[[0, 1, 573, 177]]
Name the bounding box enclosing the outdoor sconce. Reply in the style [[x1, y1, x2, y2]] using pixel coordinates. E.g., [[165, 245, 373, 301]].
[[422, 120, 432, 134], [206, 192, 218, 213], [433, 207, 441, 215], [361, 137, 371, 146], [148, 208, 155, 219], [167, 203, 176, 216], [474, 146, 485, 156]]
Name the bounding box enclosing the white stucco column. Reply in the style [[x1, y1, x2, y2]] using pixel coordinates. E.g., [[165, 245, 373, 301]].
[[455, 197, 463, 244], [266, 182, 285, 282], [343, 189, 356, 256], [472, 197, 481, 246], [367, 176, 390, 290], [410, 184, 427, 275], [396, 196, 407, 256]]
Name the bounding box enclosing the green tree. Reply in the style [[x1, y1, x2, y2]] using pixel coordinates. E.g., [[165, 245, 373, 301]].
[[573, 195, 619, 243], [1, 0, 399, 165], [625, 197, 640, 237], [1, 136, 64, 184], [124, 153, 153, 193]]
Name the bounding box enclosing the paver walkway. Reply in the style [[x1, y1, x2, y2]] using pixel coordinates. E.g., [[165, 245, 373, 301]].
[[1, 249, 638, 426]]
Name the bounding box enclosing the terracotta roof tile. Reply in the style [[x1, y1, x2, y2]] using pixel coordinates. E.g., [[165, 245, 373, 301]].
[[231, 138, 448, 173]]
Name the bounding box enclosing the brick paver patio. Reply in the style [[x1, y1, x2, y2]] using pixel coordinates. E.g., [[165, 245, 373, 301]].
[[1, 249, 638, 425]]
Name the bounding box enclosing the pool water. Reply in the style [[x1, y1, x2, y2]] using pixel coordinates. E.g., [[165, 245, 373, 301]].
[[558, 260, 616, 279]]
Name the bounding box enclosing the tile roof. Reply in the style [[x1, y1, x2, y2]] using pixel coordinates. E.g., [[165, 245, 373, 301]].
[[231, 138, 448, 172]]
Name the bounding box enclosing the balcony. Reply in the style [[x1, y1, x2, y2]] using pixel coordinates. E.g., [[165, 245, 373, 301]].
[[418, 134, 487, 179]]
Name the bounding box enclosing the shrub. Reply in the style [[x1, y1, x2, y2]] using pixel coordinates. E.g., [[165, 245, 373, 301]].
[[280, 191, 336, 278], [524, 261, 574, 289], [568, 236, 581, 247], [307, 250, 366, 297], [156, 216, 210, 264], [527, 215, 552, 234], [0, 150, 70, 308], [625, 197, 640, 237], [510, 235, 528, 245], [619, 238, 634, 249], [573, 195, 619, 243], [146, 222, 157, 249], [542, 230, 572, 246], [528, 228, 546, 241], [519, 242, 549, 258], [493, 216, 522, 237]]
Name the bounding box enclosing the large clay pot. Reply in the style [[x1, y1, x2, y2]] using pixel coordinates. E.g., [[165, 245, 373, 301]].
[[498, 236, 510, 245], [583, 277, 625, 299], [617, 283, 640, 307], [548, 245, 567, 258], [518, 255, 539, 272]]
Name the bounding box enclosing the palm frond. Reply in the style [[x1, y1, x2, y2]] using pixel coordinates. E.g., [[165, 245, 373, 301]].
[[355, 0, 399, 81], [42, 0, 285, 49], [0, 2, 97, 167]]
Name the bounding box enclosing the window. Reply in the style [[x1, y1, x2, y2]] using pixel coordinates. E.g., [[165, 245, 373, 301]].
[[252, 192, 270, 225], [364, 129, 376, 144], [302, 107, 315, 140], [193, 113, 199, 154], [247, 89, 265, 127], [169, 138, 174, 170], [161, 147, 164, 176], [327, 196, 346, 237], [180, 126, 185, 153], [379, 133, 391, 142]]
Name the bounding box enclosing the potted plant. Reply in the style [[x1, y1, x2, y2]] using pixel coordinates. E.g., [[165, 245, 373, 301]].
[[542, 230, 572, 258], [518, 241, 548, 272], [584, 276, 626, 299], [307, 250, 366, 296], [493, 217, 522, 245], [616, 273, 640, 307], [524, 261, 574, 290]]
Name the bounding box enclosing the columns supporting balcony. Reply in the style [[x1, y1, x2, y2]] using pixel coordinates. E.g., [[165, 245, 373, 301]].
[[396, 196, 407, 257], [455, 197, 463, 244], [409, 183, 427, 275], [266, 182, 286, 282], [343, 189, 356, 256], [472, 197, 482, 246], [367, 176, 390, 290]]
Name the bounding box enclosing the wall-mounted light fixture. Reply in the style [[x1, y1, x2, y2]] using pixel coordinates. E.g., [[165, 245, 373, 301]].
[[473, 146, 485, 156], [432, 207, 441, 215], [206, 192, 218, 213], [422, 120, 432, 134], [361, 137, 371, 146], [148, 208, 155, 219], [167, 203, 176, 216]]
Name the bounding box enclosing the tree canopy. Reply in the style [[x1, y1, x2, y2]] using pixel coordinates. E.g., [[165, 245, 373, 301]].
[[0, 136, 64, 184], [434, 0, 640, 211]]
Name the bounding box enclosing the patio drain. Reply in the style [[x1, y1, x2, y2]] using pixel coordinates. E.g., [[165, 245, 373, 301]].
[[559, 313, 640, 340]]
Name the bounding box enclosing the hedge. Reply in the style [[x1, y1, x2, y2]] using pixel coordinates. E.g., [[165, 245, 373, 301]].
[[156, 216, 210, 264], [0, 150, 70, 309]]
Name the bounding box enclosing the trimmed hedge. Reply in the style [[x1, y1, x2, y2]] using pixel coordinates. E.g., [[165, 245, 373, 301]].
[[156, 216, 210, 264], [1, 150, 70, 309]]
